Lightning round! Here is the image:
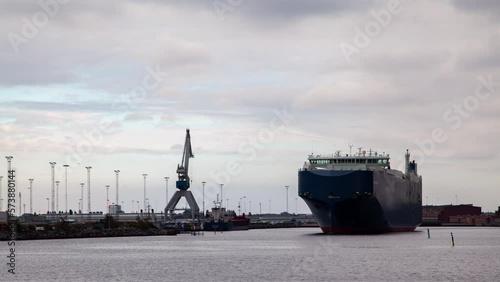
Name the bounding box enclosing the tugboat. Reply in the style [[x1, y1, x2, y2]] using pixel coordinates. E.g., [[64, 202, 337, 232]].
[[203, 195, 233, 231]]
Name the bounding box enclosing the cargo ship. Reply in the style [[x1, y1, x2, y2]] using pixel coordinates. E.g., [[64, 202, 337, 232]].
[[203, 203, 232, 231], [298, 148, 422, 234], [203, 195, 250, 231], [229, 214, 250, 230]]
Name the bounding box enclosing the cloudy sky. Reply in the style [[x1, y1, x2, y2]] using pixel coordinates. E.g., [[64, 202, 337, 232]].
[[1, 0, 499, 215]]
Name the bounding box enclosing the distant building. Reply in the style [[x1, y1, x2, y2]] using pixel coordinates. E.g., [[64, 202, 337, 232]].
[[450, 213, 496, 226], [422, 204, 481, 223], [109, 204, 122, 214]]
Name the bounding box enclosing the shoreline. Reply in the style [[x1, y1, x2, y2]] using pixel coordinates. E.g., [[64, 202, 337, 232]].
[[0, 227, 178, 241]]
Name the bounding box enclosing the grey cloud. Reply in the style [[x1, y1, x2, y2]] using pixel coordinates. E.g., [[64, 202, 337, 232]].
[[5, 100, 115, 113], [232, 0, 377, 22], [453, 0, 500, 17], [124, 112, 154, 121]]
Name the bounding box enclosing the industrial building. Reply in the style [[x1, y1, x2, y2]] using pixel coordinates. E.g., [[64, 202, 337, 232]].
[[422, 204, 481, 224]]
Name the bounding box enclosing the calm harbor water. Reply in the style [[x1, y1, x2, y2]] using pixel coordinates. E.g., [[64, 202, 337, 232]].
[[7, 227, 500, 281]]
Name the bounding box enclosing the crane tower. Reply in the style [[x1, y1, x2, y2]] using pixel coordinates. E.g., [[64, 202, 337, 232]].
[[165, 129, 200, 221]]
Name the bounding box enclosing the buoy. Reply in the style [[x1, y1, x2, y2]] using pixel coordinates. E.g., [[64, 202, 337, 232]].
[[451, 232, 455, 247]]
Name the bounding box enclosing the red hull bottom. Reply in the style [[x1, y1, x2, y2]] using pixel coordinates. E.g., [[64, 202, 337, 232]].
[[321, 226, 417, 234]]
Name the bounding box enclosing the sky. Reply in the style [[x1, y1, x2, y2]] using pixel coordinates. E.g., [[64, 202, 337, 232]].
[[0, 0, 499, 215]]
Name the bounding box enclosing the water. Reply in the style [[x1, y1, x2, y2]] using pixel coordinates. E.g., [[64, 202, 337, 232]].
[[7, 227, 500, 281]]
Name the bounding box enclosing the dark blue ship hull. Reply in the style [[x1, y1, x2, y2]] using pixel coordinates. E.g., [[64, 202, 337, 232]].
[[298, 170, 422, 234], [203, 220, 233, 231]]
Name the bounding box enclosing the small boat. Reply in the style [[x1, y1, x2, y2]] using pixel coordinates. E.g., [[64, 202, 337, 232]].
[[203, 196, 233, 231]]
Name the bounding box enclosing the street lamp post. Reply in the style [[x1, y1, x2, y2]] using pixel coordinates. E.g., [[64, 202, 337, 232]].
[[5, 156, 13, 171], [114, 170, 120, 206], [202, 181, 206, 216], [106, 185, 110, 213], [285, 185, 289, 214], [143, 174, 148, 212], [249, 200, 251, 214], [49, 162, 56, 212], [28, 178, 34, 214], [55, 180, 60, 213], [86, 166, 92, 214], [63, 164, 69, 213], [80, 183, 85, 213]]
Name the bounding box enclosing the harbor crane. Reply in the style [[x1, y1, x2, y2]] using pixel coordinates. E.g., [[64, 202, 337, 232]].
[[165, 129, 200, 221]]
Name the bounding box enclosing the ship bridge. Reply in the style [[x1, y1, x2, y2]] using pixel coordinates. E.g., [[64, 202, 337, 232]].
[[304, 149, 391, 171]]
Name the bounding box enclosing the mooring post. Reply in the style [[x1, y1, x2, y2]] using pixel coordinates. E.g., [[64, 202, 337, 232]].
[[451, 232, 455, 247], [427, 229, 430, 239]]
